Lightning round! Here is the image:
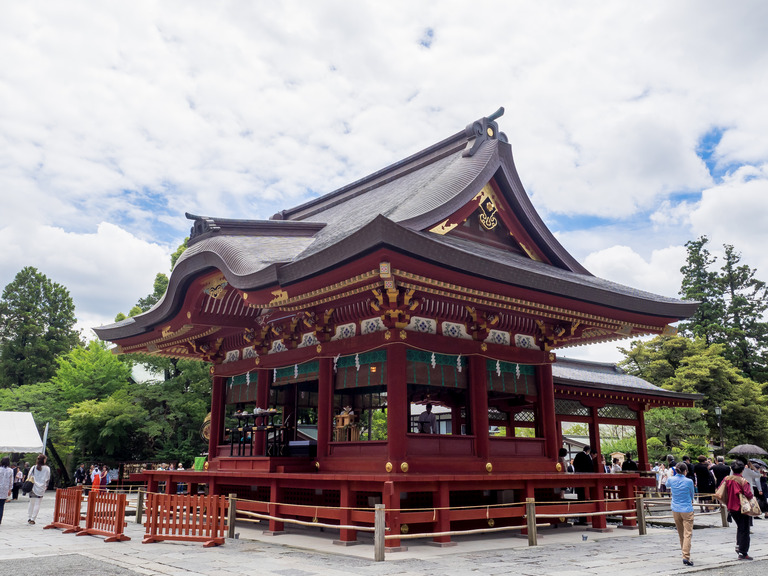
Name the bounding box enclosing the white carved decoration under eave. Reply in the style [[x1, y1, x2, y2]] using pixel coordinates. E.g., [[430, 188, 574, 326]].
[[298, 332, 320, 348], [269, 340, 288, 354], [360, 317, 386, 335], [485, 329, 511, 346], [405, 316, 437, 334], [442, 321, 472, 340], [514, 334, 540, 350], [331, 322, 357, 341], [224, 349, 240, 363], [242, 346, 258, 359]]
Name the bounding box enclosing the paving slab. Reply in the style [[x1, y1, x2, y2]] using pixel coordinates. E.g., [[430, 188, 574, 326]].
[[1, 495, 767, 575]]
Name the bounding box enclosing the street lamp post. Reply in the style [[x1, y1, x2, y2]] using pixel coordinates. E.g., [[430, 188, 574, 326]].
[[714, 406, 723, 455]]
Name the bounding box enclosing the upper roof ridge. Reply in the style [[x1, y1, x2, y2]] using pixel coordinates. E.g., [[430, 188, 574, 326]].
[[273, 108, 508, 222]]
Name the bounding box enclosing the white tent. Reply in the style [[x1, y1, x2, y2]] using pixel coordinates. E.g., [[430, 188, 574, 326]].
[[0, 411, 44, 453]]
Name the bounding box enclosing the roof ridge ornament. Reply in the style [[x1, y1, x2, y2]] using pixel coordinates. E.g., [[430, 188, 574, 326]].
[[463, 107, 508, 157], [186, 213, 221, 240]]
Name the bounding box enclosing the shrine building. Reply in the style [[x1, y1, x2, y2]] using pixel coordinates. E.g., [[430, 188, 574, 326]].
[[95, 108, 699, 543]]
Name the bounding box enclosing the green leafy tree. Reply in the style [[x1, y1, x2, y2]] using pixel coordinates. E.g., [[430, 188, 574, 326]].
[[64, 390, 150, 460], [131, 359, 211, 461], [0, 266, 80, 387], [170, 237, 188, 269], [52, 340, 133, 406], [135, 273, 169, 313], [620, 335, 768, 450]]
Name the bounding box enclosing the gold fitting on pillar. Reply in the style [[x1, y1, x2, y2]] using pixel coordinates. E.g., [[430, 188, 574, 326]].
[[400, 462, 409, 473], [488, 518, 495, 527], [485, 462, 493, 473], [385, 462, 393, 473], [555, 462, 562, 472], [400, 524, 409, 534], [315, 461, 320, 470]]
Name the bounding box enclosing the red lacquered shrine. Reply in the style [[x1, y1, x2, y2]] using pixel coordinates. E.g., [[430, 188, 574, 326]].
[[95, 109, 699, 543]]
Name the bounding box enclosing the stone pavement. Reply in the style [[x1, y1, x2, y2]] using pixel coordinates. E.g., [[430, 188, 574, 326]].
[[1, 494, 767, 576]]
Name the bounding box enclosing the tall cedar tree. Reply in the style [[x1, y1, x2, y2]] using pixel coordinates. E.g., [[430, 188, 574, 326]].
[[678, 236, 725, 345], [678, 237, 768, 383], [0, 266, 80, 387], [719, 244, 768, 382]]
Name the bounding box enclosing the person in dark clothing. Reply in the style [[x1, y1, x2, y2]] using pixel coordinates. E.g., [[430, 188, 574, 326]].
[[572, 445, 593, 517], [693, 456, 714, 491], [622, 453, 639, 471], [73, 463, 87, 486], [573, 446, 593, 473], [712, 456, 731, 487], [682, 456, 695, 478]]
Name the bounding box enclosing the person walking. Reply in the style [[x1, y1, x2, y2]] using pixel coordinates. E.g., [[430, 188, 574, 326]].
[[0, 457, 14, 525], [724, 460, 755, 560], [667, 462, 695, 566], [26, 454, 51, 525], [11, 463, 23, 500]]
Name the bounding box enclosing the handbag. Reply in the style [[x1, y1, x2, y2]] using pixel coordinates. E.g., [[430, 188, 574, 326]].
[[714, 478, 728, 503], [740, 492, 761, 516], [21, 470, 34, 494]]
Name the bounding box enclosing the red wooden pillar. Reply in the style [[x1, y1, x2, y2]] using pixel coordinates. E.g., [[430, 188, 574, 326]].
[[433, 483, 454, 545], [208, 375, 226, 458], [591, 483, 608, 530], [588, 405, 602, 473], [636, 404, 649, 471], [266, 480, 284, 534], [253, 370, 270, 456], [317, 358, 333, 462], [383, 480, 402, 550], [336, 481, 357, 544], [537, 363, 558, 460], [387, 344, 407, 464], [470, 357, 489, 460]]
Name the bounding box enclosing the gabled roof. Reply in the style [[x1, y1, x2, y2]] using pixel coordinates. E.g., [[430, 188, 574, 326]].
[[94, 109, 698, 342], [553, 357, 701, 402]]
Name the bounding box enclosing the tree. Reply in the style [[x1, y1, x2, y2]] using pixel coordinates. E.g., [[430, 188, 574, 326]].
[[64, 390, 150, 460], [131, 359, 211, 461], [135, 273, 169, 313], [0, 267, 80, 387], [678, 236, 768, 382], [678, 236, 725, 345], [52, 340, 133, 407], [719, 244, 768, 382], [619, 335, 768, 449], [170, 237, 188, 269]]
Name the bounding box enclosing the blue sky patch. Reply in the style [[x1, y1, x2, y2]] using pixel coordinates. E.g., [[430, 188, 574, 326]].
[[419, 28, 434, 48]]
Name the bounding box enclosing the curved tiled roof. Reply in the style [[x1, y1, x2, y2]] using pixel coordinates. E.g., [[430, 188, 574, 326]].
[[94, 111, 698, 341], [553, 357, 701, 401]]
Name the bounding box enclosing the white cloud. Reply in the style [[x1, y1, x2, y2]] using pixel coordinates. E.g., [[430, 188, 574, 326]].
[[1, 1, 768, 352], [0, 222, 171, 335], [583, 245, 687, 299]]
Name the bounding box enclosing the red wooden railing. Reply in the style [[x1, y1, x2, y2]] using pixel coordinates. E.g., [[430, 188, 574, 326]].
[[143, 493, 228, 547], [77, 491, 131, 542], [44, 486, 84, 533]]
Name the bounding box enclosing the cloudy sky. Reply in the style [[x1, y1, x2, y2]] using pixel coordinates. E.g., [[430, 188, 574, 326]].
[[2, 2, 767, 363]]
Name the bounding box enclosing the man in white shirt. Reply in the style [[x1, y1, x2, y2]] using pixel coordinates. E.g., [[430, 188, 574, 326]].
[[418, 403, 437, 434]]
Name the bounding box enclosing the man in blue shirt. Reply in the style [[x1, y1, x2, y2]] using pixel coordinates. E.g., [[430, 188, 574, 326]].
[[667, 462, 695, 566]]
